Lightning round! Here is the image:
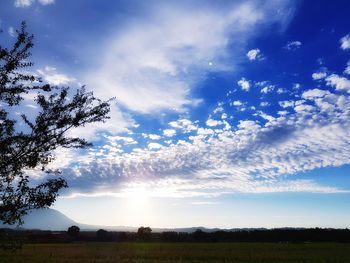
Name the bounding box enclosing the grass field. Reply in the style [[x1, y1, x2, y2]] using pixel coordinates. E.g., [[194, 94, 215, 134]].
[[1, 242, 350, 263]]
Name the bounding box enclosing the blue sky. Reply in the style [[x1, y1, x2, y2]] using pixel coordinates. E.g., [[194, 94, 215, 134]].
[[1, 0, 350, 228]]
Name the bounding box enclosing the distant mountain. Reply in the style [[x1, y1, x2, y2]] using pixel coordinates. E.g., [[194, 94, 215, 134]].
[[0, 209, 273, 232], [0, 209, 144, 231], [0, 209, 78, 231], [0, 209, 153, 231]]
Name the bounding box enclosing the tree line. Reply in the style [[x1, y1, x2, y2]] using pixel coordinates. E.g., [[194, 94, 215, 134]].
[[2, 227, 350, 244]]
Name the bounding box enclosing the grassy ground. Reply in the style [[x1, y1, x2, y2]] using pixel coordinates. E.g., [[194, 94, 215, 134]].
[[1, 242, 350, 263]]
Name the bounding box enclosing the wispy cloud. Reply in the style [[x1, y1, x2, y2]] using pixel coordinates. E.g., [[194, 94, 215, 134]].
[[86, 1, 295, 113], [37, 0, 54, 5], [284, 40, 302, 50], [14, 0, 54, 7], [37, 66, 77, 86], [36, 66, 135, 139], [8, 26, 16, 37], [66, 103, 136, 141], [169, 119, 197, 133], [28, 0, 350, 200], [163, 129, 176, 137], [340, 34, 350, 50], [14, 0, 34, 7], [246, 48, 262, 61], [345, 60, 350, 75], [50, 84, 350, 198], [261, 85, 274, 94], [312, 72, 327, 80], [237, 78, 251, 91], [325, 74, 350, 93]]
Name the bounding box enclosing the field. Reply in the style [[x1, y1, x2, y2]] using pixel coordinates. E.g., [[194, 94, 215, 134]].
[[1, 242, 350, 263]]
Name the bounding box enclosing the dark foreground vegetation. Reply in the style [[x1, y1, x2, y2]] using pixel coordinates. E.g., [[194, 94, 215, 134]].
[[1, 227, 350, 243], [1, 242, 350, 263], [1, 228, 350, 262]]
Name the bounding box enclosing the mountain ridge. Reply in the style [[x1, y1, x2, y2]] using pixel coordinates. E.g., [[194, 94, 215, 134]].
[[0, 208, 302, 232]]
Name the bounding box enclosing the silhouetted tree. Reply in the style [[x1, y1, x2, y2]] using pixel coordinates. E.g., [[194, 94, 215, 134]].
[[67, 225, 80, 238], [137, 226, 152, 235], [137, 226, 152, 241], [0, 22, 111, 225], [96, 229, 109, 240], [193, 229, 208, 242], [161, 231, 179, 242], [117, 231, 128, 242]]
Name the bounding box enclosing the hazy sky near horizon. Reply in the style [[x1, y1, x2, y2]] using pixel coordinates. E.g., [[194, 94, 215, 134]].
[[1, 0, 350, 228]]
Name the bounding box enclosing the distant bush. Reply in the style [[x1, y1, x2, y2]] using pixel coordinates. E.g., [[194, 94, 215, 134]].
[[137, 227, 152, 241], [67, 226, 80, 238], [97, 229, 112, 241]]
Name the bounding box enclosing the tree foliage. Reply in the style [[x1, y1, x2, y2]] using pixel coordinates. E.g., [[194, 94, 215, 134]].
[[96, 229, 109, 241], [137, 226, 152, 241], [0, 22, 111, 225], [67, 225, 80, 238]]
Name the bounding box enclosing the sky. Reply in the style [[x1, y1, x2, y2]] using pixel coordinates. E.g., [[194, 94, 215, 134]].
[[1, 0, 350, 228]]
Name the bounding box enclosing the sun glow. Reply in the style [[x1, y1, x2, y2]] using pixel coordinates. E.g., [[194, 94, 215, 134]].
[[120, 185, 155, 226], [126, 186, 150, 202]]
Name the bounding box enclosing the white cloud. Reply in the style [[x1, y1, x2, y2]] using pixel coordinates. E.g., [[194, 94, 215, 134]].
[[232, 100, 243, 106], [189, 201, 218, 205], [13, 68, 135, 144], [213, 105, 224, 114], [169, 119, 197, 133], [255, 80, 268, 87], [44, 148, 82, 171], [142, 134, 161, 140], [14, 0, 54, 7], [67, 104, 136, 141], [312, 72, 327, 80], [47, 0, 295, 147], [25, 104, 37, 109], [284, 40, 302, 50], [302, 89, 330, 100], [206, 118, 222, 127], [293, 104, 314, 113], [38, 0, 54, 5], [149, 134, 161, 140], [51, 86, 350, 198], [32, 1, 341, 199], [14, 0, 34, 7], [237, 119, 260, 131], [163, 129, 176, 137], [344, 60, 350, 75], [261, 85, 274, 94], [246, 48, 261, 60], [8, 27, 16, 37], [279, 100, 294, 108], [148, 142, 163, 150], [37, 66, 76, 86], [258, 111, 275, 122], [325, 74, 350, 93], [276, 88, 287, 94], [260, 101, 270, 107], [293, 83, 301, 89], [237, 78, 250, 91], [278, 110, 288, 116], [340, 34, 350, 50], [86, 1, 294, 113], [106, 135, 137, 145], [197, 127, 214, 136]]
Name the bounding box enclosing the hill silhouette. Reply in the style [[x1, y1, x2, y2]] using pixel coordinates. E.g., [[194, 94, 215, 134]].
[[0, 209, 151, 231], [0, 209, 235, 232], [0, 209, 78, 230]]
